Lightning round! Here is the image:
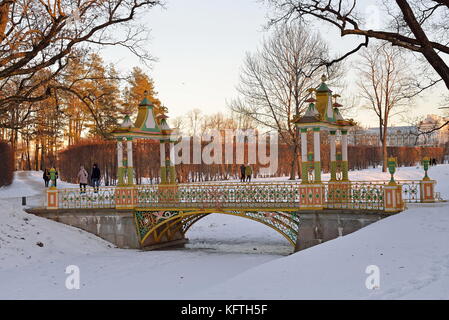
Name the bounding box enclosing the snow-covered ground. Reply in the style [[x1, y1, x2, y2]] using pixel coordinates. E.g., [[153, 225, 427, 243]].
[[0, 165, 448, 299]]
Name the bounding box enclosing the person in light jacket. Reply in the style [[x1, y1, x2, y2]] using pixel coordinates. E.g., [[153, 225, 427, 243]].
[[245, 164, 253, 182], [78, 165, 89, 193]]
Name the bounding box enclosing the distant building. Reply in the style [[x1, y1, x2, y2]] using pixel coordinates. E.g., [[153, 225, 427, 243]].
[[348, 114, 449, 147]]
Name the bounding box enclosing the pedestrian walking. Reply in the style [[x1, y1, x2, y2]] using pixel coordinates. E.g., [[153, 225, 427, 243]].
[[91, 163, 101, 193], [245, 163, 252, 182], [49, 166, 58, 188], [43, 168, 50, 187], [240, 164, 246, 182], [78, 165, 89, 193]]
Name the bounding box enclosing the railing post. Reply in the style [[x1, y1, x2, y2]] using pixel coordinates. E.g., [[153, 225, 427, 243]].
[[46, 187, 59, 210], [420, 157, 436, 203], [299, 152, 325, 210], [115, 185, 138, 210], [420, 180, 436, 203], [384, 184, 404, 213], [299, 183, 325, 210], [384, 158, 405, 212], [300, 128, 308, 184], [327, 181, 351, 209]]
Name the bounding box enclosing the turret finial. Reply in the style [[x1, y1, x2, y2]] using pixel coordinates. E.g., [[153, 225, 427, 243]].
[[321, 74, 327, 83]]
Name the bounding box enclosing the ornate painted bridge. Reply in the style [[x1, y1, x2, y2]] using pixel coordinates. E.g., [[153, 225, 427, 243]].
[[40, 80, 439, 251], [45, 178, 437, 250]]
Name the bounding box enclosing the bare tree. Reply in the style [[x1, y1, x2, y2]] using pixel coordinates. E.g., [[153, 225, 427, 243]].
[[357, 43, 414, 171], [229, 22, 342, 179], [0, 0, 162, 111], [266, 0, 449, 131], [185, 108, 205, 137]]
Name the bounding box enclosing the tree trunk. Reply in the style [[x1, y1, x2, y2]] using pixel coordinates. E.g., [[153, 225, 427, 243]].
[[26, 138, 31, 170], [289, 144, 299, 180], [382, 136, 388, 172]]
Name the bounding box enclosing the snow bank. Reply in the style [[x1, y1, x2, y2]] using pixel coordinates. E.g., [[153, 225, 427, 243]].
[[0, 165, 448, 299], [193, 164, 449, 299], [0, 198, 113, 271], [194, 202, 449, 299]]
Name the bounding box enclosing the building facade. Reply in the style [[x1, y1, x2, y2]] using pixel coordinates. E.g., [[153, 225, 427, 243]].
[[348, 114, 449, 147]]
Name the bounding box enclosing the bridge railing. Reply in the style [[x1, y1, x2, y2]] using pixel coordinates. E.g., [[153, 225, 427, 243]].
[[51, 179, 432, 210], [136, 182, 300, 209], [326, 180, 421, 204], [397, 180, 421, 203], [58, 186, 117, 209], [325, 181, 386, 210]]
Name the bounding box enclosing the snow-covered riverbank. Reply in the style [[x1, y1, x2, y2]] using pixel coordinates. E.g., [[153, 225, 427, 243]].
[[0, 165, 448, 299]]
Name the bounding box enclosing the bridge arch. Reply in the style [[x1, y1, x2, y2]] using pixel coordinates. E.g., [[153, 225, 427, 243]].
[[134, 209, 301, 249]]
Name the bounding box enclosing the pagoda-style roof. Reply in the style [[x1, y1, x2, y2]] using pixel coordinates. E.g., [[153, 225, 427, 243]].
[[292, 75, 355, 130], [111, 93, 177, 141]]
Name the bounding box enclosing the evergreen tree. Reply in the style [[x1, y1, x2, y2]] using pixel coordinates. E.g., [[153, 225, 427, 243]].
[[123, 67, 161, 115]]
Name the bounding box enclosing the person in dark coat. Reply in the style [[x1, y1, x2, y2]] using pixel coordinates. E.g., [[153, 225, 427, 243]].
[[91, 163, 101, 193], [240, 164, 246, 182], [43, 168, 50, 187]]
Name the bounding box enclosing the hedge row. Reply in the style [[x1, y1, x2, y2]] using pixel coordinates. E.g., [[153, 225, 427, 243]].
[[0, 141, 14, 187], [57, 139, 446, 185]]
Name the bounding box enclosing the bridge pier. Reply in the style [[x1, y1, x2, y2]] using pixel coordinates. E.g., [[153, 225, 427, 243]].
[[26, 208, 141, 249], [294, 210, 392, 252], [27, 206, 396, 252]]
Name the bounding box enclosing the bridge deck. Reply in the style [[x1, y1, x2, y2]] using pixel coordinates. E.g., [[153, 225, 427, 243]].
[[52, 180, 424, 210]]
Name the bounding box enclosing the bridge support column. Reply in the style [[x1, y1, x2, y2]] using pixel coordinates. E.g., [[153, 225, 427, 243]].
[[117, 139, 125, 186], [160, 142, 167, 184], [341, 130, 349, 181], [168, 142, 176, 184], [126, 137, 134, 185], [329, 131, 337, 181], [313, 127, 321, 183], [300, 128, 308, 183]]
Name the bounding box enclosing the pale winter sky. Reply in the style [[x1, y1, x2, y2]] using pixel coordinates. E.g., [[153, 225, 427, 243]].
[[100, 0, 446, 128]]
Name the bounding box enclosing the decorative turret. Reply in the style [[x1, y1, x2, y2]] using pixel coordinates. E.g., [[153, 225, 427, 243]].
[[332, 94, 345, 122], [110, 90, 179, 195], [292, 76, 355, 210], [120, 114, 133, 128], [315, 74, 332, 120], [158, 114, 173, 135], [291, 76, 355, 129], [133, 91, 161, 133]]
